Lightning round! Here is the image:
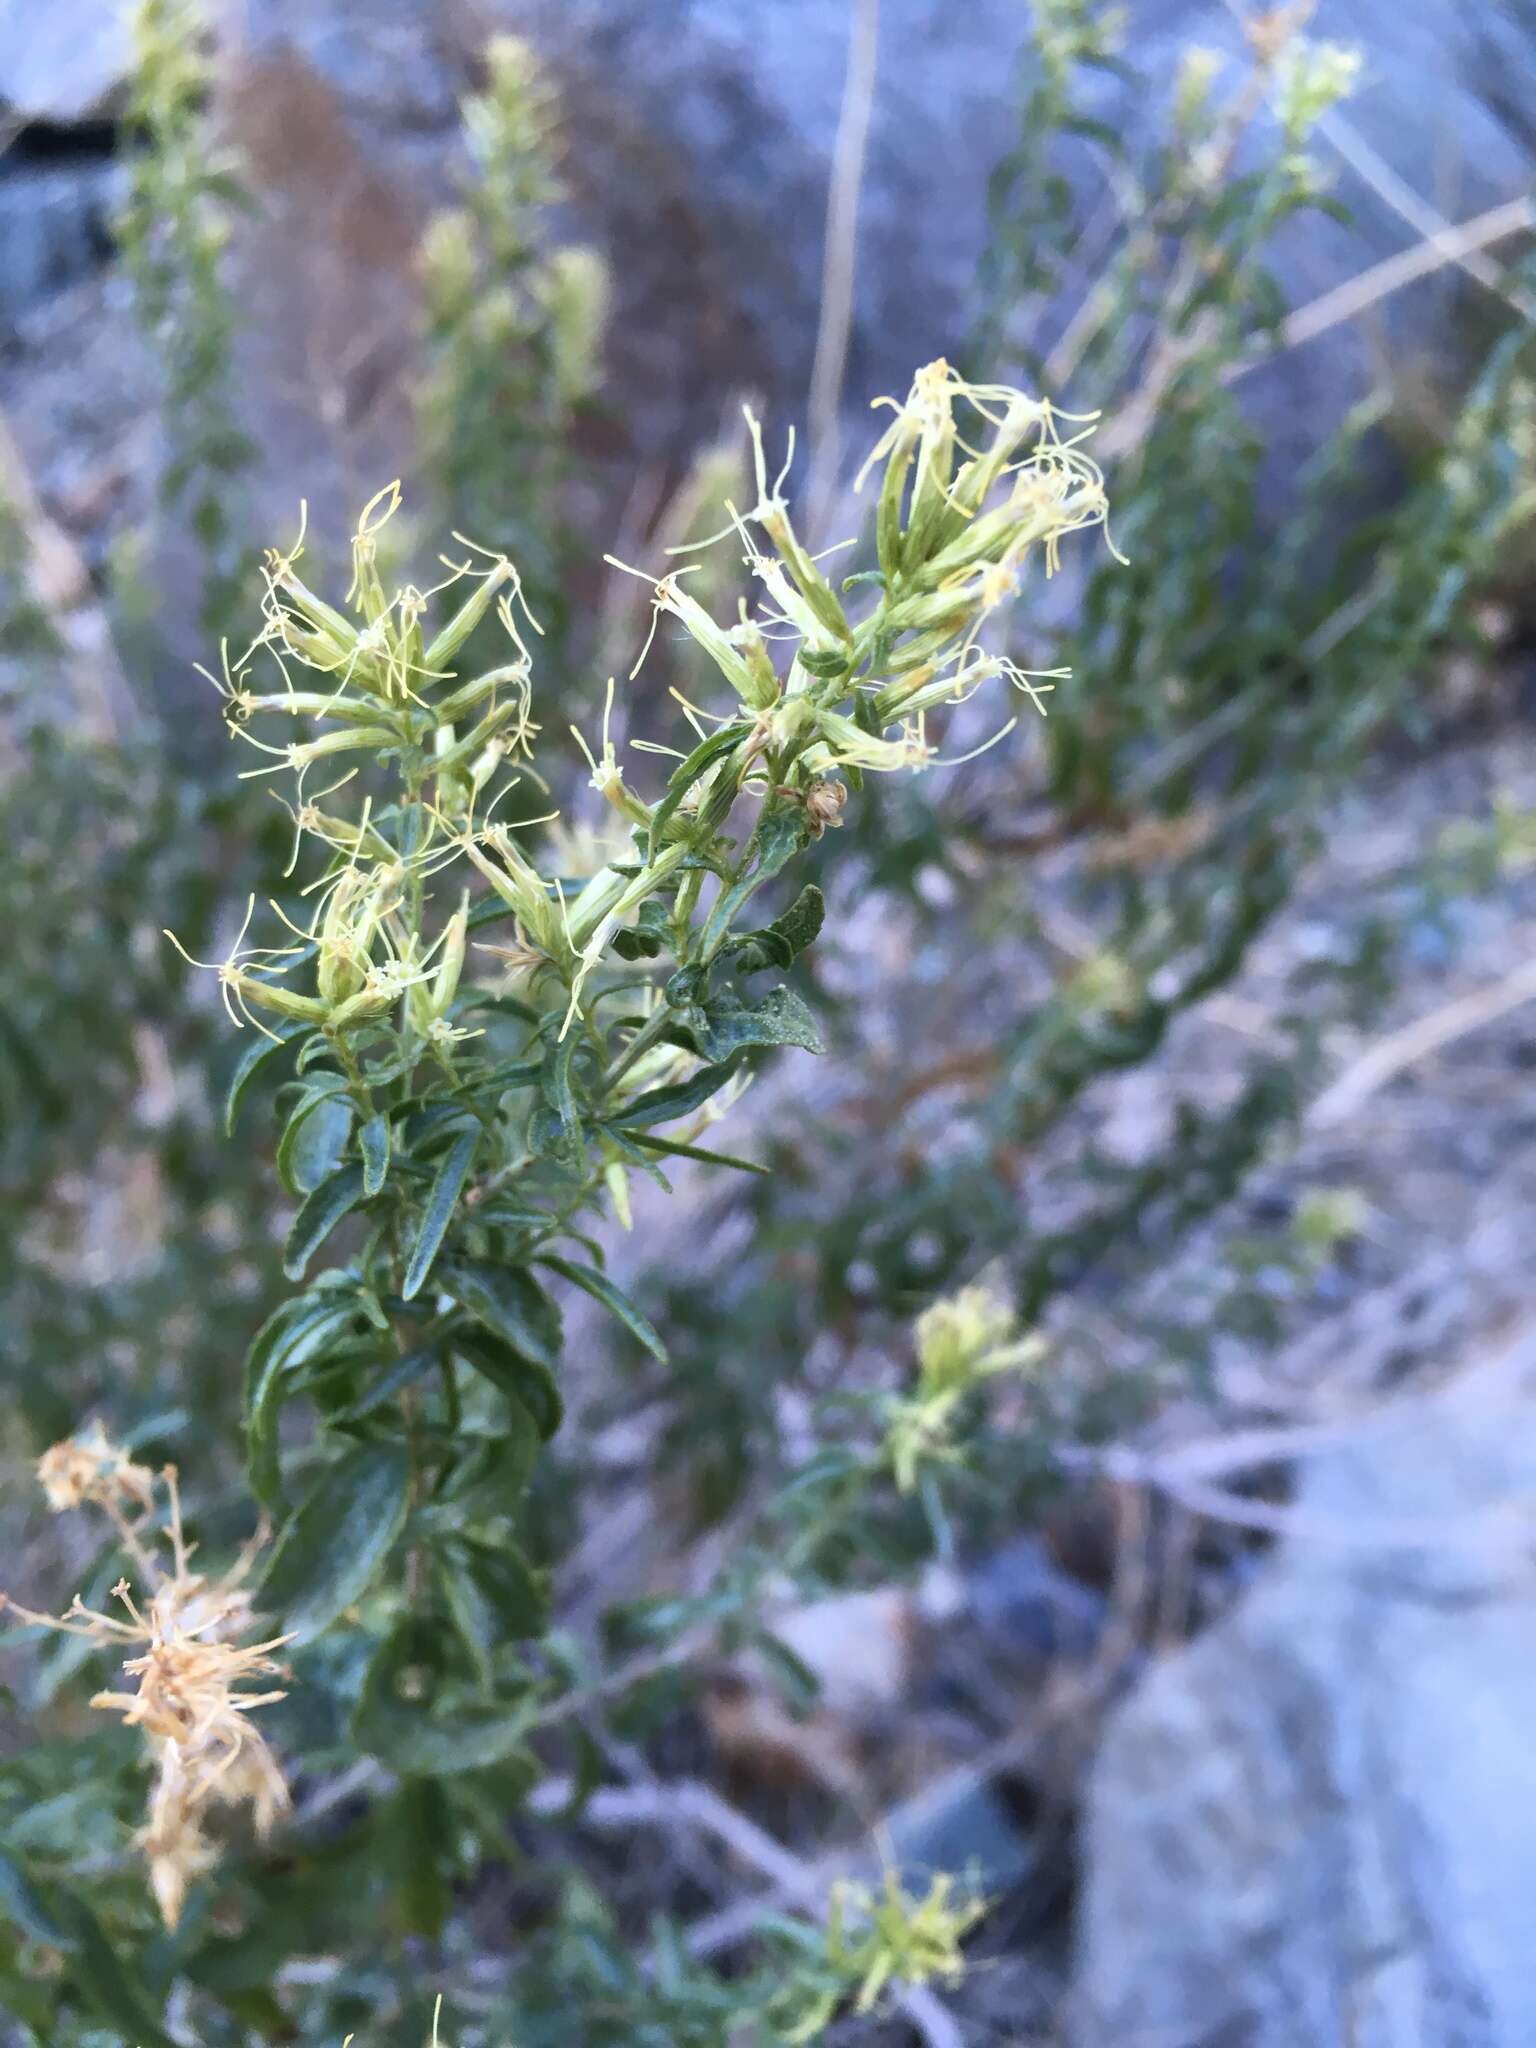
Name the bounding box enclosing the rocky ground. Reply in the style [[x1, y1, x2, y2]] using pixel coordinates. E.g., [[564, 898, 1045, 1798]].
[[507, 706, 1536, 2044]]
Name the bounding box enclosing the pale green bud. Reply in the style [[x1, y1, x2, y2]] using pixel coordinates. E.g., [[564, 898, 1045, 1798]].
[[226, 973, 328, 1026], [429, 897, 470, 1020], [424, 562, 513, 674]]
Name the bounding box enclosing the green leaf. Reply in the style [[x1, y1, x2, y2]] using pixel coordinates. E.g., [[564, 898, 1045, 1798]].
[[465, 1057, 543, 1102], [608, 1060, 737, 1129], [776, 881, 826, 953], [442, 1259, 562, 1373], [335, 1346, 439, 1421], [472, 1196, 549, 1232], [731, 882, 825, 972], [359, 1111, 391, 1196], [283, 1162, 368, 1281], [243, 1292, 365, 1510], [276, 1086, 353, 1196], [454, 1328, 563, 1441], [536, 1253, 667, 1362], [224, 1020, 310, 1135], [542, 1028, 582, 1136], [56, 1894, 175, 2048], [611, 898, 670, 962], [384, 1779, 454, 1939], [797, 645, 851, 679], [688, 985, 822, 1061], [698, 804, 811, 955], [749, 1627, 823, 1711], [399, 1101, 479, 1157], [646, 723, 746, 864], [435, 1533, 549, 1680], [430, 1417, 540, 1512], [403, 1127, 479, 1301], [631, 1131, 770, 1175], [0, 1849, 73, 1951], [260, 1442, 411, 1638], [354, 1621, 539, 1777]]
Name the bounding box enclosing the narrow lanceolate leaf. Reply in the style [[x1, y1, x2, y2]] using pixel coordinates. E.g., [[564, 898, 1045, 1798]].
[[0, 1850, 73, 1951], [276, 1086, 353, 1196], [631, 1131, 770, 1176], [731, 882, 826, 972], [243, 1292, 364, 1510], [453, 1327, 564, 1441], [224, 1019, 311, 1135], [609, 1060, 737, 1129], [260, 1442, 411, 1638], [358, 1111, 391, 1196], [434, 1533, 549, 1681], [57, 1894, 175, 2048], [402, 1127, 478, 1301], [536, 1253, 667, 1362], [542, 1028, 582, 1135], [441, 1260, 562, 1372], [335, 1346, 438, 1421], [699, 804, 811, 954], [283, 1162, 368, 1281]]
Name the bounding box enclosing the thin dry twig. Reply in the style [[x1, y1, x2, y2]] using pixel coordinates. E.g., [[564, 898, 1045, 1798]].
[[1314, 117, 1535, 319], [1309, 953, 1536, 1130], [1258, 194, 1536, 364], [528, 1773, 800, 1878], [1059, 1329, 1536, 1550], [1212, 0, 1534, 322]]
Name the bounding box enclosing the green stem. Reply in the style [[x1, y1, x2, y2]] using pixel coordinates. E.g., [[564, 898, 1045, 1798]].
[[603, 1003, 677, 1093]]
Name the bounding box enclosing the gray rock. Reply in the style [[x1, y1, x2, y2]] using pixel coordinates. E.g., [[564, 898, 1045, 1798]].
[[883, 1763, 1037, 1896], [228, 0, 1536, 465], [967, 1533, 1110, 1665], [493, 0, 1536, 435], [1072, 1341, 1536, 2047], [0, 0, 130, 124], [0, 164, 123, 324], [7, 0, 1535, 423]]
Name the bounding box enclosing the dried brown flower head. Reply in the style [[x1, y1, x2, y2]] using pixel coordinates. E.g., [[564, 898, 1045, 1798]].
[[5, 1432, 291, 1927], [36, 1419, 156, 1516], [802, 778, 848, 837]]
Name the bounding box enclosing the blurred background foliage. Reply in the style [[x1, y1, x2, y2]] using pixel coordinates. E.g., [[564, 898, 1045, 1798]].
[[1, 0, 1534, 2040]]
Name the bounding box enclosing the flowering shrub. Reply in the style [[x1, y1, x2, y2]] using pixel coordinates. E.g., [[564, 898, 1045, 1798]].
[[2, 4, 1533, 2042], [0, 365, 1108, 2042]]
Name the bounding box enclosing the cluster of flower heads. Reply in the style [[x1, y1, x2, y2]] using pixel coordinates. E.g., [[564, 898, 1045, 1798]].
[[883, 1281, 1044, 1494], [4, 1425, 289, 1928], [776, 1868, 987, 2042], [166, 361, 1111, 1051]]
